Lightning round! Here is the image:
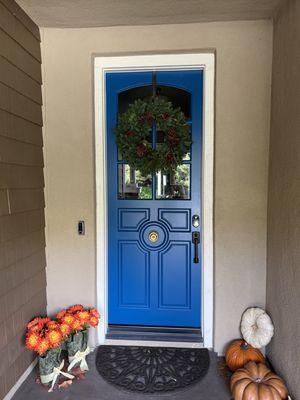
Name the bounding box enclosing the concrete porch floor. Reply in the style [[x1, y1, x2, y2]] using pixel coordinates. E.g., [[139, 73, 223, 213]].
[[12, 350, 231, 400]]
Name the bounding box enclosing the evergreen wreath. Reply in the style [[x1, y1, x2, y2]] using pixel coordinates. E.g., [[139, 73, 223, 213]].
[[115, 97, 191, 175]]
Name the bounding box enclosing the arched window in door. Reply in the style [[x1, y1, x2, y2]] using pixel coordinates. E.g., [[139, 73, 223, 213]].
[[117, 73, 192, 200]]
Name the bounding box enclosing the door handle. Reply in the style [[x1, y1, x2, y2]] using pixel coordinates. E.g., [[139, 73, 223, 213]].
[[192, 232, 200, 264]]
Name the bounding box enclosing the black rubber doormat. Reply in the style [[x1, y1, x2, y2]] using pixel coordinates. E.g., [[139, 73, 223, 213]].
[[96, 345, 210, 394]]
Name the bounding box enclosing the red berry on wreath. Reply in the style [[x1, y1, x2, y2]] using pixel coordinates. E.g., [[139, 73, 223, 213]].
[[166, 152, 175, 162], [136, 144, 148, 157], [126, 130, 134, 137], [167, 128, 176, 136], [140, 112, 152, 125], [167, 131, 179, 146], [162, 112, 170, 120]]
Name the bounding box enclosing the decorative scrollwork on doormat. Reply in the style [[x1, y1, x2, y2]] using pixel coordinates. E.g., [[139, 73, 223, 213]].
[[96, 345, 210, 394]]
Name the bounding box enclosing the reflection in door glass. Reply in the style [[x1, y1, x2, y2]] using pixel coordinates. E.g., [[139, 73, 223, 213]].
[[156, 165, 190, 199], [118, 165, 152, 199]]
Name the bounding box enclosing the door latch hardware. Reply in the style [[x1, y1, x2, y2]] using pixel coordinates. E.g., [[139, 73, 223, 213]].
[[192, 231, 200, 263]]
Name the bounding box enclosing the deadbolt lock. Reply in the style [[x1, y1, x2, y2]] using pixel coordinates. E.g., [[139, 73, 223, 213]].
[[192, 214, 200, 228]]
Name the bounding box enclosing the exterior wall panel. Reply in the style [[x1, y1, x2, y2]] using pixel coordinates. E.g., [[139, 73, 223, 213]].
[[0, 164, 44, 189], [0, 2, 41, 61], [266, 1, 300, 398], [0, 56, 42, 104], [42, 20, 272, 354], [0, 0, 40, 40], [0, 30, 42, 83], [0, 1, 45, 398], [0, 109, 43, 145]]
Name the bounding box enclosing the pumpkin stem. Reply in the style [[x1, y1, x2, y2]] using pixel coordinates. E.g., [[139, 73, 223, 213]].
[[240, 341, 249, 350]]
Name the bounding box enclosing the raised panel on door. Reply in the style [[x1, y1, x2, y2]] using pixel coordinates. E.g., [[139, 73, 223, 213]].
[[118, 242, 150, 307], [159, 242, 191, 309]]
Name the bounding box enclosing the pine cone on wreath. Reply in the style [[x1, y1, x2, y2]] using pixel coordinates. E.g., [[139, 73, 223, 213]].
[[136, 144, 148, 157]]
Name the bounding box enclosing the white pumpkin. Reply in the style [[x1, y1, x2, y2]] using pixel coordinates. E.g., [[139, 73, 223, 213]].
[[241, 307, 274, 348]]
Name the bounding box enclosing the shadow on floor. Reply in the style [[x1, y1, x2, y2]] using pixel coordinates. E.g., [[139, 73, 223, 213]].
[[12, 350, 231, 400]]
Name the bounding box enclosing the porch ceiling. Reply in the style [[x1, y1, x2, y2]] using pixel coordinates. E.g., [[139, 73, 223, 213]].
[[16, 0, 284, 28]]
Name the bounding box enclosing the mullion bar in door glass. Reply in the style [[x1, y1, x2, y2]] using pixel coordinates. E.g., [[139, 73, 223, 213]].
[[152, 111, 156, 200], [156, 164, 191, 200], [183, 124, 192, 161], [118, 164, 152, 200]]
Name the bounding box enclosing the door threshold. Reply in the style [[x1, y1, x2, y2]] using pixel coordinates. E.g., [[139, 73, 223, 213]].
[[106, 325, 203, 344], [104, 338, 204, 349]]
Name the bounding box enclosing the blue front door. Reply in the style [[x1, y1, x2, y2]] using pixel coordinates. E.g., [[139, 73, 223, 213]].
[[106, 70, 203, 328]]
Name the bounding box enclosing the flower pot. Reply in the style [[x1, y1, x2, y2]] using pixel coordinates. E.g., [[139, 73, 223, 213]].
[[39, 348, 74, 391], [67, 329, 90, 372], [39, 348, 61, 380]]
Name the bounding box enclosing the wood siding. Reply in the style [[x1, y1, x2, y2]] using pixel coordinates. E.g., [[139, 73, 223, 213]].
[[266, 1, 300, 398], [0, 1, 45, 398]]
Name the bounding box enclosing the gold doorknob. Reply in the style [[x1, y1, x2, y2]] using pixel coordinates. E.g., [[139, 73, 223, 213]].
[[148, 231, 159, 242]]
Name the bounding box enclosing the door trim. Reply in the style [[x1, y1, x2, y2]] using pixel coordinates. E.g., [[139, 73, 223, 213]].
[[94, 53, 215, 349]]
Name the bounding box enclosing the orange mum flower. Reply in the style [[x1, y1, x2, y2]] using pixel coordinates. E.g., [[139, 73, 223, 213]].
[[61, 314, 76, 326], [27, 317, 42, 332], [26, 332, 40, 351], [89, 316, 99, 327], [60, 323, 71, 337], [71, 318, 83, 332], [68, 304, 84, 314], [39, 317, 51, 325], [47, 320, 59, 330], [56, 309, 67, 320], [77, 310, 90, 324], [37, 338, 50, 355], [89, 308, 100, 319], [46, 329, 63, 348]]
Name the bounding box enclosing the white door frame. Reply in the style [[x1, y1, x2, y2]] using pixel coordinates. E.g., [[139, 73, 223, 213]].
[[94, 53, 215, 349]]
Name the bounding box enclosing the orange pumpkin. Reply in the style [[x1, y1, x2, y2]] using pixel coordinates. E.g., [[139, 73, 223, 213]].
[[225, 339, 265, 372], [231, 362, 288, 400]]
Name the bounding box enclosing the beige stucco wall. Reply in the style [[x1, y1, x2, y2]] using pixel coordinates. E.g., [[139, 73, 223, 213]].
[[266, 0, 300, 397], [41, 20, 272, 353]]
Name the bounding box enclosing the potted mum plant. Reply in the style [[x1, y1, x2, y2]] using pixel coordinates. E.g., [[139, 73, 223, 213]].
[[56, 305, 100, 373], [26, 317, 74, 391]]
